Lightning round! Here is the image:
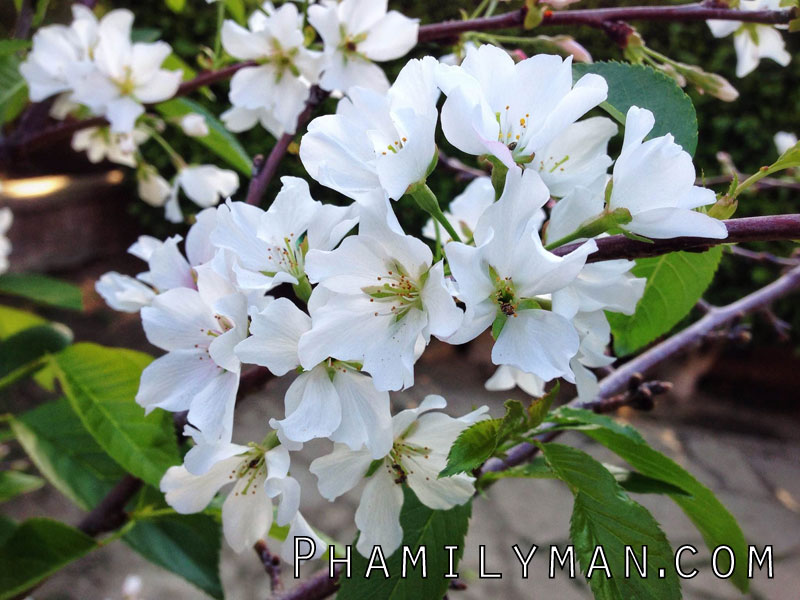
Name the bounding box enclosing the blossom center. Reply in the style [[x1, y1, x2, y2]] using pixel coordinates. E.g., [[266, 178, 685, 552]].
[[230, 452, 266, 496], [264, 233, 306, 279], [496, 105, 532, 156], [361, 264, 424, 320], [385, 439, 432, 485]]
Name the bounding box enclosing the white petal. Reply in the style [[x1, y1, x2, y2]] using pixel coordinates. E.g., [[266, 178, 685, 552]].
[[309, 444, 373, 501], [626, 207, 728, 239], [273, 366, 342, 443], [222, 471, 273, 552], [331, 369, 393, 458], [354, 470, 404, 558], [161, 456, 241, 513], [359, 12, 418, 61], [235, 298, 309, 374]]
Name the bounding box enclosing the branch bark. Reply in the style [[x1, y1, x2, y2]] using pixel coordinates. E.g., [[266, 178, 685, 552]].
[[245, 86, 328, 206], [551, 214, 800, 263], [417, 2, 796, 43]]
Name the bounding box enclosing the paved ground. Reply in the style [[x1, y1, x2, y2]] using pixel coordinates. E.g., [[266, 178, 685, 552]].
[[3, 266, 800, 599]]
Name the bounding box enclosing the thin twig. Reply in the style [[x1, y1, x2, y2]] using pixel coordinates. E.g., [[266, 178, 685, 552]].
[[417, 2, 796, 43], [729, 245, 800, 267], [275, 565, 341, 600], [255, 540, 283, 593], [552, 214, 800, 263], [245, 86, 328, 206]]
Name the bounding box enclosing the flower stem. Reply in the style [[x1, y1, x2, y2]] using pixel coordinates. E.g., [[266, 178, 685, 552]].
[[409, 183, 462, 243], [544, 208, 632, 251], [213, 1, 225, 68], [292, 274, 313, 304]]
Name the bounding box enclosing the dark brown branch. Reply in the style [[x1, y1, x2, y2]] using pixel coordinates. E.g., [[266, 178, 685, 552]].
[[245, 86, 328, 206], [255, 540, 283, 593], [552, 214, 800, 263], [77, 474, 143, 537], [417, 2, 796, 43], [275, 565, 341, 600]]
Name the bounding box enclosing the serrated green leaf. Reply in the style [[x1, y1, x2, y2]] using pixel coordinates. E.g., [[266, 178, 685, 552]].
[[49, 344, 180, 487], [124, 512, 223, 600], [439, 418, 500, 477], [528, 382, 558, 428], [603, 464, 691, 496], [11, 398, 127, 510], [580, 427, 750, 592], [0, 518, 97, 600], [337, 487, 471, 600], [479, 455, 555, 487], [607, 248, 722, 356], [0, 470, 44, 502], [540, 443, 681, 600], [0, 273, 84, 311], [498, 399, 526, 439], [574, 62, 698, 156], [0, 324, 72, 389], [545, 406, 646, 443], [156, 97, 252, 175]]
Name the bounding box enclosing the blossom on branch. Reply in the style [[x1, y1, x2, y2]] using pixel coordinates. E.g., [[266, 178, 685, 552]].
[[309, 0, 419, 93]]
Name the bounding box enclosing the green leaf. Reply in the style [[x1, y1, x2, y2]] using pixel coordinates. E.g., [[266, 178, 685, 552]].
[[0, 324, 72, 389], [606, 248, 722, 356], [49, 344, 180, 487], [32, 0, 50, 27], [439, 419, 500, 477], [769, 139, 800, 172], [0, 305, 46, 338], [0, 55, 28, 125], [478, 455, 555, 487], [545, 406, 646, 443], [10, 398, 127, 510], [0, 470, 44, 502], [527, 382, 558, 428], [603, 464, 691, 496], [0, 40, 30, 57], [224, 0, 247, 24], [579, 426, 750, 592], [131, 27, 163, 43], [156, 97, 252, 175], [162, 53, 197, 81], [0, 518, 97, 600], [498, 399, 526, 439], [165, 0, 186, 13], [124, 512, 223, 600], [0, 273, 84, 311], [337, 486, 471, 600], [0, 516, 15, 546], [573, 61, 698, 156], [539, 443, 681, 600]]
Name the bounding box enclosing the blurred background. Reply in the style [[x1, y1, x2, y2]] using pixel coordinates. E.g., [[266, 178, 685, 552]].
[[1, 1, 799, 598]]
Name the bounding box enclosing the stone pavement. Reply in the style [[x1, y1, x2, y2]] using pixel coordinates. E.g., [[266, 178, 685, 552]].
[[5, 338, 800, 599]]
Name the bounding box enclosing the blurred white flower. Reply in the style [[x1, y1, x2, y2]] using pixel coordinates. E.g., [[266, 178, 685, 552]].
[[0, 208, 12, 275], [310, 396, 486, 557], [164, 165, 240, 223], [70, 10, 182, 132], [774, 131, 798, 156], [309, 0, 418, 93], [708, 0, 791, 78], [71, 126, 148, 168]]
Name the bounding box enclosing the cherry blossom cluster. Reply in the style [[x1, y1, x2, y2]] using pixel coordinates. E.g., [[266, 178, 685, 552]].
[[95, 41, 731, 560]]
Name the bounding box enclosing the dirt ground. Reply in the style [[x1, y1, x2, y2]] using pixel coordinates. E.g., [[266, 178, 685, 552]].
[[3, 256, 800, 600]]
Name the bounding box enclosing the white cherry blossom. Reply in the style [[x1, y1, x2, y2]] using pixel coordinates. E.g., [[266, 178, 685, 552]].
[[70, 9, 182, 132], [211, 177, 357, 292], [436, 45, 608, 169], [164, 165, 240, 223], [774, 131, 798, 155], [708, 0, 791, 78], [299, 195, 463, 391], [445, 168, 597, 383], [180, 113, 210, 137], [546, 106, 728, 241], [71, 126, 148, 168], [222, 3, 321, 137], [300, 57, 440, 201], [161, 439, 321, 554], [235, 297, 392, 457], [308, 0, 419, 93], [309, 395, 487, 557]]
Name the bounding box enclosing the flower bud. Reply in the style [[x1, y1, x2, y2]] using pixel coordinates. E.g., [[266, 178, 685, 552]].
[[550, 35, 592, 63], [137, 165, 171, 207], [180, 113, 210, 137]]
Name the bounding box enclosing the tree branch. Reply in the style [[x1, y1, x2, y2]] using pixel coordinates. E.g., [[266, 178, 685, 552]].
[[77, 474, 143, 537], [245, 86, 328, 206], [254, 540, 283, 593], [417, 2, 796, 43], [551, 214, 800, 263]]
